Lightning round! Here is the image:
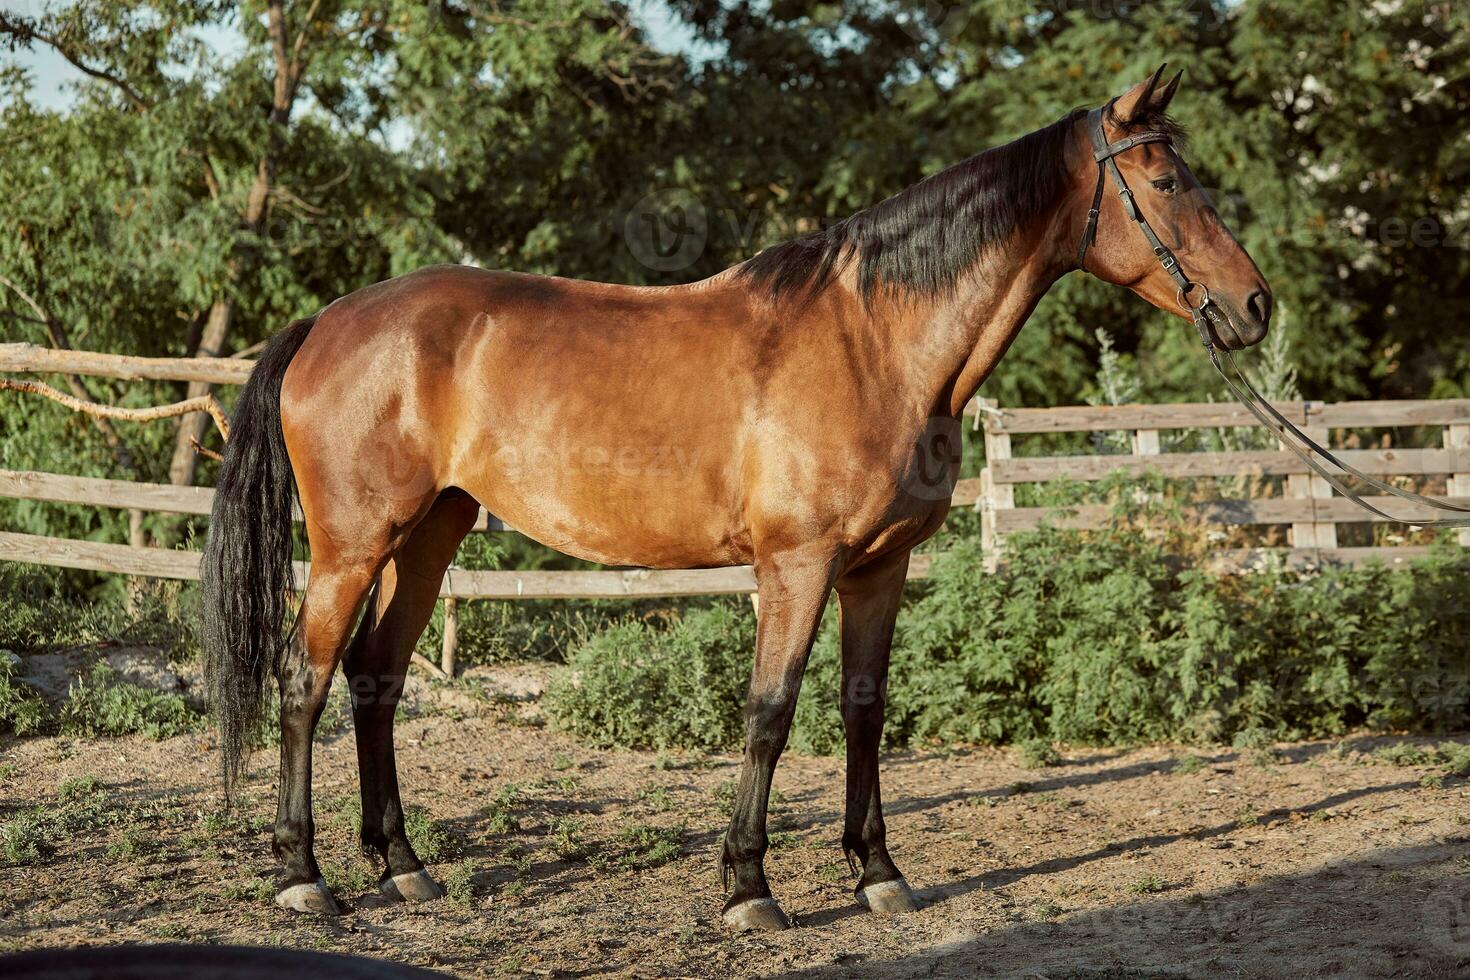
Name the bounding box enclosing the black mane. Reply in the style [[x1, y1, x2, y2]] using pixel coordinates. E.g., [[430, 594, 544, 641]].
[[736, 108, 1088, 306]]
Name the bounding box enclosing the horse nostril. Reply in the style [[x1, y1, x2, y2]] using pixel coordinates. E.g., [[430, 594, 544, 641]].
[[1247, 289, 1272, 327]]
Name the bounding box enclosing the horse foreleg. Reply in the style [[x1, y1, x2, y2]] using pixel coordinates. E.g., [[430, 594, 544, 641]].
[[837, 550, 919, 914], [720, 546, 836, 932]]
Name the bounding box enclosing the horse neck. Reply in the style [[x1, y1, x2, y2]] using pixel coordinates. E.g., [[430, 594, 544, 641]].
[[868, 220, 1071, 418]]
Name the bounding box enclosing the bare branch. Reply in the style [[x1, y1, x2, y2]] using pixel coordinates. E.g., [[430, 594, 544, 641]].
[[1, 378, 232, 442], [0, 14, 151, 112], [189, 436, 225, 462], [0, 272, 50, 323]]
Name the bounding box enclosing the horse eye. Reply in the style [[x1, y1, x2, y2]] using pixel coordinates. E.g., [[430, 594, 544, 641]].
[[1152, 177, 1178, 195]]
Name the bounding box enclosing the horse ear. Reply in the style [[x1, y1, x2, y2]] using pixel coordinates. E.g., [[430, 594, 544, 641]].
[[1156, 69, 1184, 112], [1110, 63, 1171, 126]]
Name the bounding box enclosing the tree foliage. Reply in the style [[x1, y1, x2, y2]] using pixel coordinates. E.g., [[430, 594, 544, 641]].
[[0, 0, 1465, 531]]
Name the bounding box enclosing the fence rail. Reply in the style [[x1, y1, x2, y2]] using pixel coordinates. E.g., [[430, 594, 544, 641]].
[[975, 396, 1470, 566]]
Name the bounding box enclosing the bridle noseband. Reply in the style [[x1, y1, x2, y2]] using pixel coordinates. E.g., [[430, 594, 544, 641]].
[[1073, 99, 1470, 531]]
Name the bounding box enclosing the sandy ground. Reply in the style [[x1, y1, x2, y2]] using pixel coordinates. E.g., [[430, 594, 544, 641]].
[[2, 670, 1469, 979]]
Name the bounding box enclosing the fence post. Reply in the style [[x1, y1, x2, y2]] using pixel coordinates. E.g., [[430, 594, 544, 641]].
[[1445, 423, 1470, 547], [1131, 429, 1160, 456], [1287, 407, 1335, 552], [440, 597, 458, 678], [1131, 429, 1161, 503], [979, 397, 1012, 572]]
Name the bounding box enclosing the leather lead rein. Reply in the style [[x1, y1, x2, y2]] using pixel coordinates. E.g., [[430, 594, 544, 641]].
[[1076, 101, 1470, 531]]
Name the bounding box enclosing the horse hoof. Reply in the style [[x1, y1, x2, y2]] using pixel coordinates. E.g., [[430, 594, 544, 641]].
[[275, 878, 342, 915], [380, 868, 445, 903], [857, 877, 920, 914], [722, 897, 791, 932]]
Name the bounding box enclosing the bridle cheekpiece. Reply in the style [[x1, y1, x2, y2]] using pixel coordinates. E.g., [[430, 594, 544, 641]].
[[1075, 100, 1215, 348]]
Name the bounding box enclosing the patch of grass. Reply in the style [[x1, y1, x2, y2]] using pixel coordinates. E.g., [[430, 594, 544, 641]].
[[1234, 804, 1260, 830], [1127, 873, 1167, 895], [2, 776, 113, 866], [322, 859, 375, 896], [549, 752, 574, 771], [635, 785, 674, 812], [967, 794, 1001, 808], [485, 784, 522, 834], [320, 795, 459, 864], [590, 823, 683, 873], [1, 809, 49, 865], [404, 805, 461, 864], [1171, 754, 1205, 775], [107, 825, 159, 862], [220, 877, 275, 903], [548, 817, 590, 862], [1017, 738, 1061, 769], [1372, 741, 1470, 786], [441, 861, 484, 907], [57, 665, 203, 740], [768, 831, 798, 851]]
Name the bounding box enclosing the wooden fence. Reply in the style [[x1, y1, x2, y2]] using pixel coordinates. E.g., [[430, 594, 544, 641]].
[[974, 396, 1470, 571], [3, 341, 1467, 670]]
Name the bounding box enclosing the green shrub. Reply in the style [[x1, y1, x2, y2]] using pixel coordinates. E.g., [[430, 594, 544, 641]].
[[543, 501, 1470, 755], [544, 603, 753, 751], [58, 664, 204, 740], [0, 564, 197, 662], [0, 658, 48, 735]]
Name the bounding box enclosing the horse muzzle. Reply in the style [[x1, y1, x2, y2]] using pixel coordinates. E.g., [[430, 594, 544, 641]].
[[1203, 296, 1269, 351]]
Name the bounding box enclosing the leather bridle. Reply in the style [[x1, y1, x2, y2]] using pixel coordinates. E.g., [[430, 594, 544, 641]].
[[1076, 100, 1470, 531]]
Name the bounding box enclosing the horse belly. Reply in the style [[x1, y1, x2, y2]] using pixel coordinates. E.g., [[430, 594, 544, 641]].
[[455, 430, 750, 569]]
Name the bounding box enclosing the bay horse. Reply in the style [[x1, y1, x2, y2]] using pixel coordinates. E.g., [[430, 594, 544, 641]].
[[201, 66, 1270, 930]]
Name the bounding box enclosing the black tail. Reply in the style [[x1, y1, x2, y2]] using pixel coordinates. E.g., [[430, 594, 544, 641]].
[[200, 315, 317, 798]]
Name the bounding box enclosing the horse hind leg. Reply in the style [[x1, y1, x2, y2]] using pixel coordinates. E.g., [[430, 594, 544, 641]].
[[273, 556, 382, 914], [342, 490, 479, 903]]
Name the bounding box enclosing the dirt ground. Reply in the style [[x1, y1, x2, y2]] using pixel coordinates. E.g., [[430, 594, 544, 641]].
[[3, 666, 1470, 979]]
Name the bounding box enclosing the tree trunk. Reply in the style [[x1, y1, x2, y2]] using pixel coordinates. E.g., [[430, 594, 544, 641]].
[[167, 296, 233, 486]]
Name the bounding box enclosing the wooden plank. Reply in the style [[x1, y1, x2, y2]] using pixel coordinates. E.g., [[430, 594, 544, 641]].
[[441, 598, 459, 677], [0, 468, 217, 516], [1287, 421, 1336, 550], [994, 496, 1470, 533], [951, 477, 982, 507], [0, 468, 514, 532], [992, 447, 1468, 484], [0, 343, 255, 385], [983, 399, 1470, 434], [1316, 401, 1470, 428], [1206, 547, 1436, 572], [1446, 425, 1470, 547], [0, 529, 942, 598], [987, 401, 1319, 434], [979, 398, 1013, 570], [0, 530, 313, 584]]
